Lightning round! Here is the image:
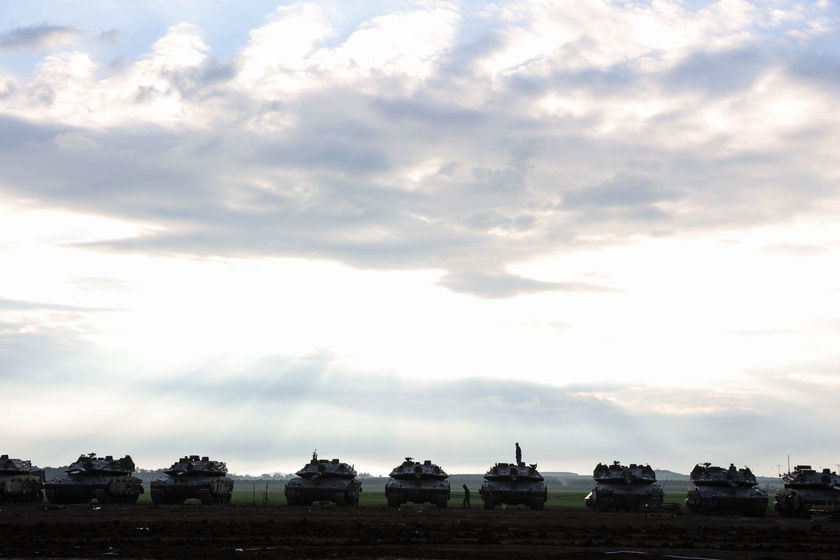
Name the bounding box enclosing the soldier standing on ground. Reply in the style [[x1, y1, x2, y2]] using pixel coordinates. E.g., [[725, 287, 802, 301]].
[[462, 484, 470, 508], [515, 442, 522, 466]]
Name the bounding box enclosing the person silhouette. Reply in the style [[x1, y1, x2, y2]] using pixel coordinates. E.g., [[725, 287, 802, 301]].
[[462, 484, 471, 509], [515, 442, 522, 466]]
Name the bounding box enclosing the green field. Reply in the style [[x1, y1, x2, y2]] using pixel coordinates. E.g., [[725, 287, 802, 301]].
[[137, 489, 703, 507]]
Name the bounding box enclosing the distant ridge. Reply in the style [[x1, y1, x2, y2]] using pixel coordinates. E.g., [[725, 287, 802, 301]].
[[655, 470, 690, 480]]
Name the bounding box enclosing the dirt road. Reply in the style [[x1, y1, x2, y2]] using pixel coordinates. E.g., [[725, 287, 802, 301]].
[[1, 503, 837, 559]]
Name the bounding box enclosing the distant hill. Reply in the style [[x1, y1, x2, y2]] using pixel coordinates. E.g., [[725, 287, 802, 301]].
[[655, 470, 690, 480]]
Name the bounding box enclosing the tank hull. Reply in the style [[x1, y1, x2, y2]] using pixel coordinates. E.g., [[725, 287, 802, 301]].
[[45, 453, 143, 505], [44, 475, 144, 504], [385, 479, 450, 508], [480, 480, 547, 510], [686, 485, 767, 516], [775, 488, 840, 518], [774, 465, 840, 518], [0, 474, 45, 504], [285, 477, 361, 506], [150, 475, 234, 505], [585, 483, 664, 512], [480, 461, 547, 510], [0, 456, 45, 504]]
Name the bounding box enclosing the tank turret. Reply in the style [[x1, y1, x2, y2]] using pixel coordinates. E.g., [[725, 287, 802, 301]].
[[479, 461, 547, 510], [44, 453, 144, 504], [385, 457, 450, 508], [585, 461, 663, 512], [685, 463, 768, 516], [775, 465, 840, 518], [150, 455, 234, 505], [284, 451, 361, 507], [0, 455, 45, 504]]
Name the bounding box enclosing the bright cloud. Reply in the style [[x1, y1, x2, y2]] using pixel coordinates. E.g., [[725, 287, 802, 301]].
[[1, 0, 840, 476]]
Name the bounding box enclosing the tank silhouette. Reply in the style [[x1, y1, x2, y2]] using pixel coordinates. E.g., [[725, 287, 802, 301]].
[[774, 464, 840, 518], [385, 457, 450, 508], [0, 455, 45, 504], [479, 461, 547, 510], [44, 453, 143, 504], [284, 451, 361, 507], [584, 461, 664, 512], [150, 455, 233, 505], [685, 463, 768, 516]]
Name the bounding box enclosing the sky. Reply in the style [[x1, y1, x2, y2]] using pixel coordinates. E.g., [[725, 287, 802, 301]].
[[1, 0, 839, 478]]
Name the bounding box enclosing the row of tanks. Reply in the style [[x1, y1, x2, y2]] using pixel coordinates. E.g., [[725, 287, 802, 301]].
[[584, 461, 840, 518], [8, 452, 840, 517], [283, 450, 548, 511], [2, 453, 235, 506], [584, 461, 769, 516], [5, 448, 548, 511]]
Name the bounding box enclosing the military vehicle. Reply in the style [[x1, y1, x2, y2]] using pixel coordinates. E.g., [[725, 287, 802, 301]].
[[385, 457, 450, 508], [150, 455, 234, 505], [285, 451, 361, 507], [685, 463, 767, 516], [0, 455, 45, 504], [775, 464, 840, 518], [584, 461, 664, 512], [479, 461, 547, 510], [44, 453, 144, 504]]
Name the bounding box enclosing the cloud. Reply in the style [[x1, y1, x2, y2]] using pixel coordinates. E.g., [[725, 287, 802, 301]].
[[0, 322, 92, 382], [0, 298, 122, 383], [0, 23, 82, 51], [98, 29, 121, 44], [0, 4, 838, 298], [563, 172, 682, 210], [663, 46, 769, 97], [0, 297, 108, 312], [7, 352, 802, 474], [1, 0, 840, 481], [438, 270, 612, 299]]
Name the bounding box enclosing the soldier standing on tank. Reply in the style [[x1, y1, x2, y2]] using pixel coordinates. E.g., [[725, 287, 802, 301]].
[[462, 484, 471, 508], [515, 442, 522, 466]]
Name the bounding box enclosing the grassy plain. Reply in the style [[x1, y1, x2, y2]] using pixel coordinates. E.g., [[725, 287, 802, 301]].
[[136, 489, 705, 507]]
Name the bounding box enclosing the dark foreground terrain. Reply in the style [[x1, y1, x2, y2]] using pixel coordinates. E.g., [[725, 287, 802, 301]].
[[1, 503, 838, 559]]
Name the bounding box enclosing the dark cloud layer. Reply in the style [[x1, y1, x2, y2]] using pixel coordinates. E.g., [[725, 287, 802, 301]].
[[0, 23, 81, 50], [89, 353, 797, 473], [1, 4, 838, 298], [664, 47, 768, 97]]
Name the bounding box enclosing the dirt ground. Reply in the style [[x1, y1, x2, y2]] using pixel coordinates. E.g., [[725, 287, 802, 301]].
[[1, 503, 838, 559]]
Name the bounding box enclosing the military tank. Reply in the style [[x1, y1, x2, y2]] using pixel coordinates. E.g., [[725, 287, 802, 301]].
[[584, 461, 664, 512], [150, 455, 234, 505], [0, 455, 45, 504], [479, 462, 547, 510], [385, 457, 450, 508], [685, 463, 767, 516], [45, 453, 144, 504], [284, 451, 361, 507], [774, 464, 840, 518]]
